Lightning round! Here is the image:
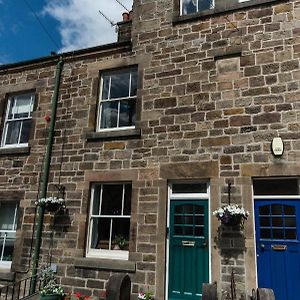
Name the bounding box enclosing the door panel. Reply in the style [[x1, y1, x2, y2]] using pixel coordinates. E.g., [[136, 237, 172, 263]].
[[255, 200, 300, 300], [168, 200, 209, 300]]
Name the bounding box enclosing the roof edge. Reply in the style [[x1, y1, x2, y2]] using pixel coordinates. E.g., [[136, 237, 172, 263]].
[[0, 41, 132, 72]]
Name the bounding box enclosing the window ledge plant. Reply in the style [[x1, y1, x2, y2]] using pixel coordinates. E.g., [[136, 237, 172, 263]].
[[213, 204, 249, 227]]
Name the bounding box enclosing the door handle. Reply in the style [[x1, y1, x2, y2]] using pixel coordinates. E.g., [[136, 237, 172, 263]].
[[272, 245, 287, 251], [182, 240, 195, 247], [202, 240, 207, 247]]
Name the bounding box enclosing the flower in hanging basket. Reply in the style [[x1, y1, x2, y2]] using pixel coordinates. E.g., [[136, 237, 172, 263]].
[[213, 204, 249, 226], [35, 196, 65, 212]]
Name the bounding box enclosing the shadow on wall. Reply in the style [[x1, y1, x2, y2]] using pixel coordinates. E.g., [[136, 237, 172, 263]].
[[214, 225, 246, 260]]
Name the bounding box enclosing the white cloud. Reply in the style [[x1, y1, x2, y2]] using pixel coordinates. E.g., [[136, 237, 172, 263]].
[[43, 0, 133, 53]]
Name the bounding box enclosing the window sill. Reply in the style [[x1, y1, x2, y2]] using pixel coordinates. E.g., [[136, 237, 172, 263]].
[[0, 270, 15, 282], [0, 146, 30, 156], [85, 128, 141, 141], [74, 257, 136, 273], [173, 0, 284, 24]]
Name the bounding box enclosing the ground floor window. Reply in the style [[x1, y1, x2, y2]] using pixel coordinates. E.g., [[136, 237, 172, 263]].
[[0, 202, 18, 268], [87, 183, 131, 260]]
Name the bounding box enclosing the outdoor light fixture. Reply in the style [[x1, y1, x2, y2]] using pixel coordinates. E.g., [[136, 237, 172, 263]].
[[271, 137, 284, 157]]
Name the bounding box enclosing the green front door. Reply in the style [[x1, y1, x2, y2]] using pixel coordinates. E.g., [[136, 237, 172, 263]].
[[168, 200, 209, 300]]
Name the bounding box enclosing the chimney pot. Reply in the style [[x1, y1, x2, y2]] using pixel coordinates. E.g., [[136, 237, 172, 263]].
[[122, 12, 129, 22]]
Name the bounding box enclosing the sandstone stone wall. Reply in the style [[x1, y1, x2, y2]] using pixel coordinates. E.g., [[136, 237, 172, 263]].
[[0, 0, 299, 299]]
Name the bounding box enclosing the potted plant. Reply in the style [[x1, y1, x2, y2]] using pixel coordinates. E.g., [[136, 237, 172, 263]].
[[113, 234, 127, 250], [35, 196, 65, 212], [213, 204, 249, 227], [138, 289, 153, 300], [40, 267, 64, 300]]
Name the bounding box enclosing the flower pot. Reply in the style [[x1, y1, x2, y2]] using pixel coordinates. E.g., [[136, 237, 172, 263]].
[[40, 294, 63, 300]]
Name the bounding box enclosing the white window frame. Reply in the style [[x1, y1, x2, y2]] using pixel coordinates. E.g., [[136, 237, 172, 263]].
[[86, 183, 131, 260], [1, 93, 35, 148], [97, 68, 137, 132], [0, 202, 18, 269], [180, 0, 215, 15]]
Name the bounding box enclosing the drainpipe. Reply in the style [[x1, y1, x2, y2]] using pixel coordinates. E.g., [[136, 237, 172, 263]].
[[30, 57, 64, 294]]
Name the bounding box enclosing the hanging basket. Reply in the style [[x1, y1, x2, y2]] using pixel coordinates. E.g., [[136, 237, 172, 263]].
[[222, 215, 244, 227], [213, 204, 249, 228], [45, 203, 61, 213]]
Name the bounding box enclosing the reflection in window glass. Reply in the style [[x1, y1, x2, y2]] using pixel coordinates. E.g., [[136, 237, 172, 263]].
[[181, 0, 213, 15]]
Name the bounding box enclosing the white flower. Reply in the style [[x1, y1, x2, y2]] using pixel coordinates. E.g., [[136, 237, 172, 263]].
[[36, 196, 64, 206], [138, 293, 146, 300]]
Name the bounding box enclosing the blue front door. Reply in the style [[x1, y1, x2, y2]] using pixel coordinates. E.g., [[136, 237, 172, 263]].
[[255, 200, 300, 300]]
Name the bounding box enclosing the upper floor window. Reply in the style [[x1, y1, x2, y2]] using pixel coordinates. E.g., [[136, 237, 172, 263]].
[[0, 202, 18, 268], [97, 68, 137, 131], [181, 0, 214, 15], [87, 183, 131, 260], [1, 93, 35, 148]]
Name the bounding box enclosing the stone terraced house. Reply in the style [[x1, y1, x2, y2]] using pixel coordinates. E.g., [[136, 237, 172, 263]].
[[0, 0, 300, 300]]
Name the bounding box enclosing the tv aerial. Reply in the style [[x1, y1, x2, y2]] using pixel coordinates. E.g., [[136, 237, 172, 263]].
[[98, 0, 131, 31]]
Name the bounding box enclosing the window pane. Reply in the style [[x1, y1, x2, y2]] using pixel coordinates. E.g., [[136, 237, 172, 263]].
[[273, 229, 284, 239], [284, 217, 296, 227], [0, 203, 16, 230], [285, 229, 297, 239], [92, 185, 101, 215], [259, 205, 270, 216], [284, 205, 296, 215], [260, 217, 270, 227], [182, 0, 197, 15], [195, 226, 204, 237], [14, 97, 31, 119], [2, 239, 15, 261], [198, 0, 212, 11], [110, 72, 130, 99], [90, 218, 110, 250], [172, 183, 207, 194], [100, 101, 118, 129], [5, 121, 21, 145], [123, 184, 131, 215], [253, 178, 299, 195], [130, 70, 138, 97], [111, 218, 130, 251], [20, 120, 32, 144], [261, 229, 271, 239], [101, 75, 110, 100], [272, 217, 283, 227], [271, 205, 282, 215], [101, 184, 123, 215], [7, 98, 14, 119], [119, 100, 136, 127]]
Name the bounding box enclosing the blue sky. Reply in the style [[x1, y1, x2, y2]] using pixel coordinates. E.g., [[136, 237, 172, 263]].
[[0, 0, 133, 65]]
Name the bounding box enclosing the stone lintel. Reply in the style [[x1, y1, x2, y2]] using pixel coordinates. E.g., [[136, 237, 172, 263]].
[[160, 160, 219, 180]]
